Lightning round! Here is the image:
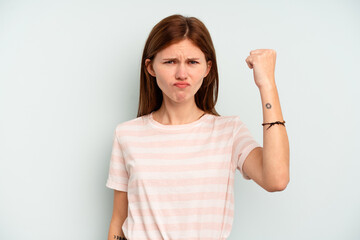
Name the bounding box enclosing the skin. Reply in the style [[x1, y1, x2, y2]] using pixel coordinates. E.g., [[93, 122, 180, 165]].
[[145, 38, 212, 125], [243, 49, 290, 192]]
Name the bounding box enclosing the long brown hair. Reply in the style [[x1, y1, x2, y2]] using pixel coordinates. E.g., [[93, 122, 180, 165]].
[[137, 14, 220, 117]]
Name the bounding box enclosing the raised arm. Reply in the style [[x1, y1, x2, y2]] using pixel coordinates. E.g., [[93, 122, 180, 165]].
[[242, 49, 290, 192]]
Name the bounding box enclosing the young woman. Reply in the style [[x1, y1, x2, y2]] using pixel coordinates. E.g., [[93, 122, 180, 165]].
[[106, 14, 289, 240]]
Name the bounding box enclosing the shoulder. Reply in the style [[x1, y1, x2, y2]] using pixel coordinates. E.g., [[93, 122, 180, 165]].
[[209, 115, 245, 133], [213, 114, 243, 126], [114, 114, 148, 135], [212, 114, 239, 121]]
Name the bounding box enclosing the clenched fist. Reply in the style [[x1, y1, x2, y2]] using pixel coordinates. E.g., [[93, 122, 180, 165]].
[[245, 49, 277, 90]]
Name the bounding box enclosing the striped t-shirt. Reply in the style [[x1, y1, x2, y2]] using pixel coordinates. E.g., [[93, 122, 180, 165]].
[[106, 112, 261, 240]]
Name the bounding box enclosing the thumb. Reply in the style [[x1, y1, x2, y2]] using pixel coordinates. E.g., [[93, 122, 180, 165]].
[[245, 56, 253, 69]]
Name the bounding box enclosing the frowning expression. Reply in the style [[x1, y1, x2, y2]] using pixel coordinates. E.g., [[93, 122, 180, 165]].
[[146, 39, 212, 103]]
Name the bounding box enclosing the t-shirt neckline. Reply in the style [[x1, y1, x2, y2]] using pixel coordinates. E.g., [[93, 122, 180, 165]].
[[148, 111, 209, 130]]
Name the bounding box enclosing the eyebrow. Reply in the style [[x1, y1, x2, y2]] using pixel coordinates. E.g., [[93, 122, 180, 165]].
[[162, 58, 200, 61]]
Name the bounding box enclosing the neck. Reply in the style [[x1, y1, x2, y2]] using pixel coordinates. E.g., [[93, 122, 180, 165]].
[[153, 97, 205, 125]]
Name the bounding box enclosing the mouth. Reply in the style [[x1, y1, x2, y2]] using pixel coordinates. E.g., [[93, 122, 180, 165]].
[[174, 82, 190, 88], [174, 84, 189, 88]]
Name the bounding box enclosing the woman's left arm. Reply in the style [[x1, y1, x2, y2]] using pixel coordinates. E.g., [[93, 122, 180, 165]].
[[243, 49, 290, 192]]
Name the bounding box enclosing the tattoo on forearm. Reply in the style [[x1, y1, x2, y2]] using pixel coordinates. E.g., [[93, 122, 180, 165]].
[[265, 103, 272, 109], [113, 235, 127, 240]]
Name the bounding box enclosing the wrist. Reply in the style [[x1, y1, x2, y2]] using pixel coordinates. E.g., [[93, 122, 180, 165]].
[[259, 82, 277, 92]]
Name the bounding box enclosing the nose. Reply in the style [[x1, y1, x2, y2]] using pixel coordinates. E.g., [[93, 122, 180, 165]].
[[175, 63, 188, 80]]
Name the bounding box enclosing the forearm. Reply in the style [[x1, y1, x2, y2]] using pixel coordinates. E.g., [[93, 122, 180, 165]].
[[259, 82, 290, 190], [108, 218, 127, 240]]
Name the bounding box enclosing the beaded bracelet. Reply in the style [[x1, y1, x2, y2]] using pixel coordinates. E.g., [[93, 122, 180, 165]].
[[262, 120, 286, 130]]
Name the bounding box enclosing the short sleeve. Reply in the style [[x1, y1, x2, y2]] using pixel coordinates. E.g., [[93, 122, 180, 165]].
[[105, 128, 129, 192], [232, 116, 262, 180]]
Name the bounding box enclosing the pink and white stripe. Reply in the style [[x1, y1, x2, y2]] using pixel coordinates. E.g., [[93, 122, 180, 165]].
[[106, 112, 261, 239]]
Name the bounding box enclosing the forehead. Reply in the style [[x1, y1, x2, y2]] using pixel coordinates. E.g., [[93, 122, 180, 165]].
[[156, 39, 205, 58]]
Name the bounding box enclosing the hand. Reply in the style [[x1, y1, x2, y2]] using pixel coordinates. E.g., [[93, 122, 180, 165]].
[[245, 49, 277, 89]]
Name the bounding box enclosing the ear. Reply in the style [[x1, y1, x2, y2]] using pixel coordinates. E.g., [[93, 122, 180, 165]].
[[204, 60, 212, 77], [145, 59, 156, 77]]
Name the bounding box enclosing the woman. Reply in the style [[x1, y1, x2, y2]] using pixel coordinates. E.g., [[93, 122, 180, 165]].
[[106, 14, 289, 240]]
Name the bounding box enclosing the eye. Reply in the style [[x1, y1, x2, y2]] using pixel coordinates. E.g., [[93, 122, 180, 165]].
[[189, 60, 199, 64], [164, 60, 175, 64]]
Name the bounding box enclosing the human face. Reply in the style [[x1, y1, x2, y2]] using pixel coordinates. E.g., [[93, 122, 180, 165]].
[[146, 39, 211, 104]]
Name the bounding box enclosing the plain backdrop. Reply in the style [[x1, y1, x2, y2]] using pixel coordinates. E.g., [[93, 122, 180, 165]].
[[0, 0, 359, 239]]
